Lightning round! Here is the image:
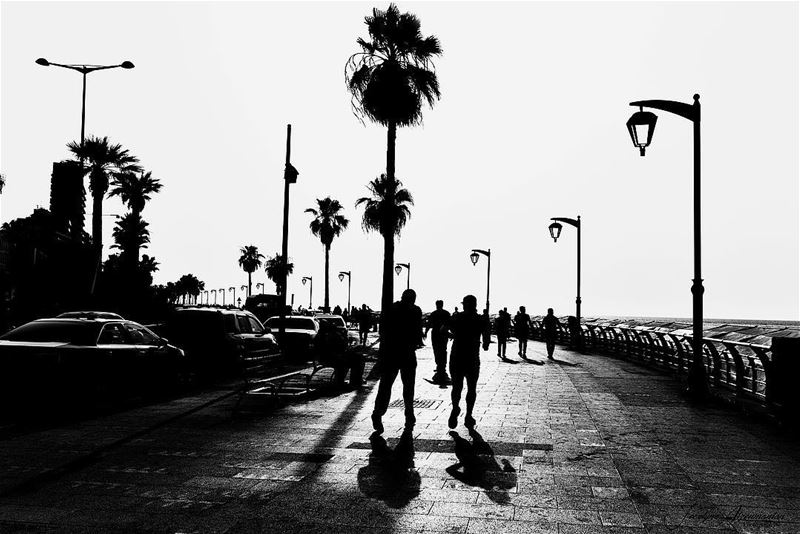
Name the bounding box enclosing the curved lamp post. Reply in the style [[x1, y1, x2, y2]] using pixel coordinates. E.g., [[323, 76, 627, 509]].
[[240, 285, 247, 300], [218, 288, 225, 306], [338, 271, 351, 312], [203, 290, 209, 305], [211, 289, 217, 305], [548, 216, 582, 326], [256, 283, 265, 294], [229, 286, 236, 307], [302, 276, 313, 310], [469, 249, 491, 313], [626, 93, 706, 397], [395, 263, 410, 290]]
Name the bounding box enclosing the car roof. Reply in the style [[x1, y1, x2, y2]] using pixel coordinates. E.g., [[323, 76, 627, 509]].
[[265, 315, 318, 320], [174, 306, 252, 315], [57, 311, 123, 319], [35, 317, 127, 324], [314, 314, 343, 319]]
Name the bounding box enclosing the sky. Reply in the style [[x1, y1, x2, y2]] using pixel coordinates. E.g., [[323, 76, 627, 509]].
[[1, 1, 798, 321]]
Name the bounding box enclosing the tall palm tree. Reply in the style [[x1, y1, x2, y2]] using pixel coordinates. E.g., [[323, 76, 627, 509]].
[[265, 253, 294, 297], [305, 197, 349, 312], [109, 170, 162, 263], [346, 3, 441, 310], [355, 174, 413, 312], [67, 136, 141, 256], [238, 245, 264, 297]]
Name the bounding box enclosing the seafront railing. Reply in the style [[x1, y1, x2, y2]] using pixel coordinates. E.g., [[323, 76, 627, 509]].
[[529, 317, 799, 415]]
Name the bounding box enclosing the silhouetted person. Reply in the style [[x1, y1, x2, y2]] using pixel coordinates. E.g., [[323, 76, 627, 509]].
[[372, 289, 423, 433], [446, 429, 516, 504], [494, 307, 510, 360], [542, 308, 560, 360], [453, 306, 459, 316], [333, 304, 342, 316], [445, 294, 490, 429], [514, 306, 531, 359], [315, 321, 364, 389], [425, 300, 451, 384], [567, 315, 581, 350], [358, 304, 372, 345]]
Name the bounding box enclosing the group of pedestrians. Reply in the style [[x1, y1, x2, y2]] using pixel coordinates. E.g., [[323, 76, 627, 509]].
[[370, 290, 563, 436]]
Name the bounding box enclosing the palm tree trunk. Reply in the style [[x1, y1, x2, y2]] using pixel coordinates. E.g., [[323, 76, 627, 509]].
[[324, 244, 330, 313], [132, 209, 142, 265], [92, 190, 103, 254], [248, 272, 252, 297], [379, 120, 398, 354]]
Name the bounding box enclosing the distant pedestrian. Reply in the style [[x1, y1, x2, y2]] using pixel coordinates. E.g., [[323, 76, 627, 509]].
[[514, 306, 531, 358], [494, 307, 511, 360], [425, 300, 451, 384], [453, 307, 459, 316], [358, 304, 372, 345], [542, 308, 560, 360], [315, 321, 364, 389], [371, 289, 424, 434], [445, 294, 491, 430], [333, 304, 342, 316]]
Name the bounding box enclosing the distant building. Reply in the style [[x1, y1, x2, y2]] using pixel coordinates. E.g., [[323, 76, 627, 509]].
[[49, 160, 85, 240]]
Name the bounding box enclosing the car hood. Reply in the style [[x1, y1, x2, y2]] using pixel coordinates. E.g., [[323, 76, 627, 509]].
[[0, 341, 71, 348]]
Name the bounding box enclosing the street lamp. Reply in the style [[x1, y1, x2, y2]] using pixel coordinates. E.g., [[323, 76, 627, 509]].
[[626, 93, 706, 397], [204, 290, 209, 305], [548, 215, 582, 336], [338, 271, 352, 312], [237, 297, 242, 308], [219, 288, 225, 306], [256, 283, 265, 294], [469, 249, 491, 313], [35, 57, 135, 147], [229, 286, 236, 307], [302, 276, 313, 310], [211, 289, 217, 305], [279, 124, 299, 338], [395, 262, 410, 290]]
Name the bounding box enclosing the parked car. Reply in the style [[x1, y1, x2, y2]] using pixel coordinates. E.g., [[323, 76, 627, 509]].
[[159, 307, 280, 378], [57, 311, 124, 320], [314, 314, 358, 346], [263, 315, 319, 359], [0, 318, 185, 409]]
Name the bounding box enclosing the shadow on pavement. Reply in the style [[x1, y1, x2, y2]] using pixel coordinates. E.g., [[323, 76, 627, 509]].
[[552, 357, 579, 366], [446, 429, 516, 504], [357, 430, 420, 508]]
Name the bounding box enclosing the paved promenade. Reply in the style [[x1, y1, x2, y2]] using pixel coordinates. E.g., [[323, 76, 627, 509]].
[[1, 339, 799, 533]]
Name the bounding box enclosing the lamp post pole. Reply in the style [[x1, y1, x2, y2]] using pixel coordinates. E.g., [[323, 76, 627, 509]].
[[470, 249, 491, 313], [626, 94, 706, 397], [548, 216, 581, 324], [338, 271, 351, 312], [395, 263, 410, 290], [229, 287, 235, 307], [219, 288, 225, 306], [302, 276, 313, 310], [279, 125, 299, 338]]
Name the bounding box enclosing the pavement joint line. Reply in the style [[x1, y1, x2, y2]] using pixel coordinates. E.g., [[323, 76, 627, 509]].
[[0, 387, 239, 499]]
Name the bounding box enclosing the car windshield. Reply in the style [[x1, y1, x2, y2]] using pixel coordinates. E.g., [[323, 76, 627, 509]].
[[317, 317, 346, 329], [264, 317, 316, 330], [0, 321, 98, 345]]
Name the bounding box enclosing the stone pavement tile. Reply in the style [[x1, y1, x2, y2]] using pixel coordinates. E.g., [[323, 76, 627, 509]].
[[514, 507, 602, 525], [476, 492, 558, 508], [390, 513, 470, 532], [733, 520, 800, 534], [417, 488, 480, 503], [557, 496, 638, 513], [591, 486, 629, 499], [635, 503, 732, 529], [0, 504, 73, 524], [598, 511, 644, 528], [715, 505, 800, 523], [466, 517, 558, 534], [557, 526, 645, 534], [707, 493, 800, 510], [645, 527, 736, 534], [430, 501, 514, 520], [627, 486, 705, 505]]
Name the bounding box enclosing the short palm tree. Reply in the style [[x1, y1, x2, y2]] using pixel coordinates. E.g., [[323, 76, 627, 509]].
[[305, 197, 349, 312], [355, 174, 413, 312], [111, 213, 150, 264], [264, 253, 294, 297], [109, 171, 162, 263], [238, 245, 264, 297], [67, 135, 141, 256], [346, 3, 441, 310], [176, 273, 204, 304]]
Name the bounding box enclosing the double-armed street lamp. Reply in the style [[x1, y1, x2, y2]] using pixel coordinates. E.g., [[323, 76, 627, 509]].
[[469, 249, 491, 314], [626, 93, 707, 397], [338, 271, 352, 312], [256, 283, 265, 294], [548, 215, 582, 326], [302, 276, 313, 310], [395, 263, 410, 290]]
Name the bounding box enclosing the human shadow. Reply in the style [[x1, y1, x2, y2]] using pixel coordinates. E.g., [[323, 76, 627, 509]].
[[551, 357, 579, 367], [499, 357, 519, 364], [357, 430, 420, 508], [446, 429, 517, 504], [520, 358, 545, 365]]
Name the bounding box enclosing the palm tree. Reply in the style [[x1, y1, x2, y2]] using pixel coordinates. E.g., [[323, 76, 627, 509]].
[[346, 3, 441, 310], [139, 254, 159, 286], [238, 245, 264, 297], [176, 274, 204, 304], [265, 253, 294, 297], [305, 197, 349, 312], [109, 171, 162, 264], [111, 213, 150, 264], [67, 136, 141, 256], [355, 174, 414, 312]]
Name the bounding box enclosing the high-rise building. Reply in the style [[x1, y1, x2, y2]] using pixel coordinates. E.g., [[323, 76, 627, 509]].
[[50, 161, 85, 240]]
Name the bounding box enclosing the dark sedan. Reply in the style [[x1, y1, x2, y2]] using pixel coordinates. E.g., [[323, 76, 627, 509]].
[[0, 318, 185, 409], [263, 315, 318, 359]]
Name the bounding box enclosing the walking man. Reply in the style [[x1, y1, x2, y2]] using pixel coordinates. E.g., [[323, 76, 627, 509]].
[[371, 289, 424, 434], [514, 306, 531, 359], [446, 295, 490, 430], [358, 304, 372, 345], [494, 307, 510, 360], [542, 308, 560, 360], [425, 300, 451, 384]]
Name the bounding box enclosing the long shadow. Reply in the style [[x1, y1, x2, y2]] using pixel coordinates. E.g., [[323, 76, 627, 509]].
[[521, 358, 545, 365], [356, 430, 420, 508], [446, 429, 516, 504], [552, 357, 579, 367]]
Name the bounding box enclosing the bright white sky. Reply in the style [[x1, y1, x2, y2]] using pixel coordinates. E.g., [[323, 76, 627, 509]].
[[1, 1, 798, 320]]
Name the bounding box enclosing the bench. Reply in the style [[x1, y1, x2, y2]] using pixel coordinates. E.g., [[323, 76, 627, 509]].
[[232, 353, 336, 413]]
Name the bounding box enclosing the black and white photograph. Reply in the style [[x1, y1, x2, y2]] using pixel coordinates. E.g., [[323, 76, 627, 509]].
[[0, 0, 798, 532]]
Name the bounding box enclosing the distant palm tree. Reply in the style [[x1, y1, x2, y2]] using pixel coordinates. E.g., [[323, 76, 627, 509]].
[[355, 174, 413, 311], [111, 213, 150, 263], [238, 245, 264, 297], [176, 273, 204, 304], [139, 254, 159, 286], [109, 170, 162, 263], [67, 135, 141, 256], [346, 3, 441, 310], [265, 253, 294, 297], [305, 197, 349, 312]]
